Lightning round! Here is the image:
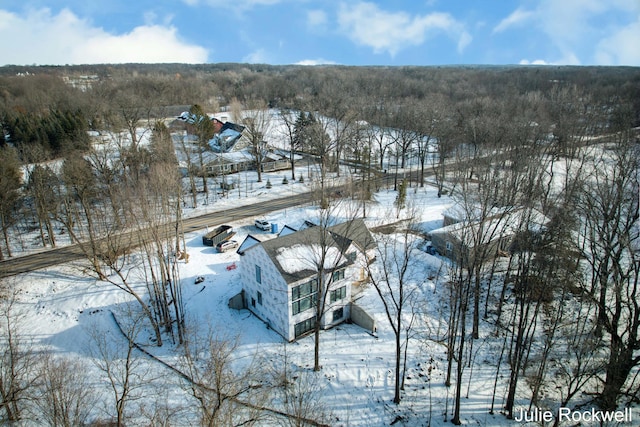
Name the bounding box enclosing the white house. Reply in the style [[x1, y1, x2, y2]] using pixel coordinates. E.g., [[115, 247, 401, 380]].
[[237, 219, 376, 341]]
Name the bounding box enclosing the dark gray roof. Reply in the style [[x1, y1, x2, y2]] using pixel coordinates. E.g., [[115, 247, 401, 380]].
[[245, 218, 375, 284]]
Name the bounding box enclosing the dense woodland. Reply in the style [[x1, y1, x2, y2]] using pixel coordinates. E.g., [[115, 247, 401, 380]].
[[0, 64, 639, 425]]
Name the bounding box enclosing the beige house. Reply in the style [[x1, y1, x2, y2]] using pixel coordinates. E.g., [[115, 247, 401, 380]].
[[430, 208, 548, 266]]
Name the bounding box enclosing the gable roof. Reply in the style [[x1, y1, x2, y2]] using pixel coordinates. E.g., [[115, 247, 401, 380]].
[[278, 225, 297, 237], [245, 218, 375, 284], [237, 235, 261, 255]]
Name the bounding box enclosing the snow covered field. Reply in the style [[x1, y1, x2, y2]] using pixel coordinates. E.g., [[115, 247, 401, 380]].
[[3, 167, 546, 426]]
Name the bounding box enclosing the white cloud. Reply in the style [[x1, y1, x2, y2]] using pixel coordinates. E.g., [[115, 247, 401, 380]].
[[0, 8, 208, 65], [307, 9, 328, 29], [519, 51, 580, 66], [337, 2, 470, 56], [519, 59, 551, 65], [595, 16, 640, 65], [185, 0, 282, 9], [493, 8, 534, 33], [537, 0, 608, 46], [457, 31, 472, 53], [295, 58, 338, 66], [243, 49, 269, 63], [497, 0, 640, 66]]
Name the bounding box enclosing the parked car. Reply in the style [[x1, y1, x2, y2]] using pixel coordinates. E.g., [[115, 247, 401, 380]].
[[254, 219, 270, 231], [217, 240, 239, 252]]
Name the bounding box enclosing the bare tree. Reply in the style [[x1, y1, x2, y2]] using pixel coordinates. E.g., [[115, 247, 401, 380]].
[[411, 96, 443, 190], [186, 104, 216, 197], [180, 327, 267, 426], [0, 146, 22, 260], [578, 133, 640, 411], [128, 163, 186, 345], [278, 108, 301, 180], [364, 206, 424, 404], [0, 285, 38, 423], [175, 131, 199, 208], [35, 354, 96, 427], [58, 152, 109, 279], [274, 362, 331, 427], [303, 204, 370, 373], [242, 100, 273, 183], [306, 114, 334, 208], [445, 258, 471, 426], [26, 164, 59, 248], [89, 308, 153, 427]]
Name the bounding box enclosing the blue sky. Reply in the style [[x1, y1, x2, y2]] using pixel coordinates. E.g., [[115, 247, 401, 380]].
[[1, 0, 639, 66]]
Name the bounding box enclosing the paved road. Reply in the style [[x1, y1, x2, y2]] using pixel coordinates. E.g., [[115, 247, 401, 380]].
[[0, 166, 434, 279], [0, 191, 315, 279]]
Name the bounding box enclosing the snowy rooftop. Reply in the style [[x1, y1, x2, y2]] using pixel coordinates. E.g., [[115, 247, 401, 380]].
[[275, 244, 347, 274], [431, 207, 549, 248], [246, 218, 374, 284]]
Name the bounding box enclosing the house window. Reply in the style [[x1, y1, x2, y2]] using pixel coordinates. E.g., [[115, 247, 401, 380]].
[[292, 279, 318, 315], [257, 291, 262, 305], [332, 269, 345, 282], [446, 241, 453, 253], [332, 307, 344, 322], [292, 279, 317, 301], [251, 297, 256, 308], [292, 295, 316, 315], [294, 317, 316, 338], [330, 286, 347, 303], [346, 252, 357, 262], [255, 265, 262, 284]]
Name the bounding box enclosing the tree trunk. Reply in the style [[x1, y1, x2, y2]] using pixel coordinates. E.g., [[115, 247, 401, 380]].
[[472, 270, 480, 339], [393, 313, 402, 404], [451, 309, 466, 425], [599, 343, 634, 410]]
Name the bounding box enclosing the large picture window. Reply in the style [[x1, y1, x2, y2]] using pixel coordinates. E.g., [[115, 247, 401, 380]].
[[330, 286, 347, 303], [292, 279, 318, 315], [294, 317, 316, 338], [292, 295, 316, 315]]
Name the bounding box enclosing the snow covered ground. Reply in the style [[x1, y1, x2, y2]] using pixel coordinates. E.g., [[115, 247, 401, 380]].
[[2, 112, 557, 425], [3, 168, 540, 426]]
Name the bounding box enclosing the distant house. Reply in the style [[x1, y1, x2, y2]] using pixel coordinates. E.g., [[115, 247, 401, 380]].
[[430, 207, 548, 266], [208, 119, 246, 153], [235, 219, 376, 341], [441, 203, 484, 227], [178, 111, 291, 176]]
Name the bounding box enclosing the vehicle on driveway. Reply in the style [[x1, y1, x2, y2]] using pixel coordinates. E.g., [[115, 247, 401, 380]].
[[217, 240, 239, 252], [254, 219, 270, 231]]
